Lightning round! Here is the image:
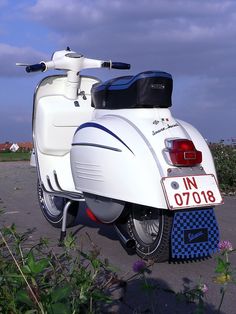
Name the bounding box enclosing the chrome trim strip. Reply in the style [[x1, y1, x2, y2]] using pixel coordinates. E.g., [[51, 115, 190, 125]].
[[53, 170, 84, 199], [41, 183, 85, 201], [46, 175, 56, 191], [53, 170, 63, 191], [72, 142, 122, 152]]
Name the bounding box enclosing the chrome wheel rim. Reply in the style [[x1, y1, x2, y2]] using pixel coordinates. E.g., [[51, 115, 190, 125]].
[[132, 206, 160, 244], [42, 191, 64, 216]]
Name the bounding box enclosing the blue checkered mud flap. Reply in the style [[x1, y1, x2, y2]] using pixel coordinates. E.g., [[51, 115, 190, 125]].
[[171, 208, 219, 259]]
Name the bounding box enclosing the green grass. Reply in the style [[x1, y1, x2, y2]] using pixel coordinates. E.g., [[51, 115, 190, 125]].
[[0, 151, 31, 162]]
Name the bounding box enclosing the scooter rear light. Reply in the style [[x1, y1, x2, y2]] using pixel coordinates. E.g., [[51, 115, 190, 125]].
[[166, 139, 202, 166]]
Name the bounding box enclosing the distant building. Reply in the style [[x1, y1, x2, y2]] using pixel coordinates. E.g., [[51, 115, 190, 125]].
[[18, 142, 33, 152], [0, 142, 12, 152], [10, 143, 19, 152], [0, 142, 33, 152]]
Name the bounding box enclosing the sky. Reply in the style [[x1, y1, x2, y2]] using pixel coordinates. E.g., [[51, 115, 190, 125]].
[[0, 0, 236, 143]]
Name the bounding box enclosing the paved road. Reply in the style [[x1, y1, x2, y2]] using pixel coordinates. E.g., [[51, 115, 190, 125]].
[[0, 161, 236, 313]]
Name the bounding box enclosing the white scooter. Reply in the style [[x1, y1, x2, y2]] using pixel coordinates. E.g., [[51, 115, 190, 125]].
[[18, 48, 223, 262]]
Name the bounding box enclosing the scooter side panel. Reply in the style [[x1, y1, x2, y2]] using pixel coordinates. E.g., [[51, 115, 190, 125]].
[[36, 96, 93, 155], [33, 75, 99, 193], [71, 110, 172, 209]]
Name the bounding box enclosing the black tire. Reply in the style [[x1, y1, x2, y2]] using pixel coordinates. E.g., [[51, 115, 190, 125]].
[[127, 204, 173, 262], [37, 181, 78, 228]]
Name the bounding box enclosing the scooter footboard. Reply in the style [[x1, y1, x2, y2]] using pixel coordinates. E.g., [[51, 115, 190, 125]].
[[171, 208, 219, 259]]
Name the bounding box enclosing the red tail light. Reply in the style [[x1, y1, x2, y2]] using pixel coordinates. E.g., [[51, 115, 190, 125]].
[[166, 139, 202, 166]]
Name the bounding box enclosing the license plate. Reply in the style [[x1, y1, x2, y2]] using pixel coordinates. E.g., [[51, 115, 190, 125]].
[[162, 174, 223, 210]]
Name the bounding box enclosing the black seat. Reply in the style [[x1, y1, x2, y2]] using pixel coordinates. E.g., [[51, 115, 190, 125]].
[[91, 71, 173, 109]]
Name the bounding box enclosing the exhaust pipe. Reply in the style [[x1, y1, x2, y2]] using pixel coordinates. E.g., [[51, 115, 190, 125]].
[[114, 223, 136, 249]]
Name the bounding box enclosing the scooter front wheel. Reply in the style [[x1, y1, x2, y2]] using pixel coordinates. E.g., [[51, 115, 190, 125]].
[[37, 181, 78, 228], [127, 205, 173, 262]]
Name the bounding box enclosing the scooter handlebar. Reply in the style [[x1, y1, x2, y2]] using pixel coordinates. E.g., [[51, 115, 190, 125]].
[[24, 57, 130, 74], [25, 63, 46, 73], [102, 61, 131, 70]]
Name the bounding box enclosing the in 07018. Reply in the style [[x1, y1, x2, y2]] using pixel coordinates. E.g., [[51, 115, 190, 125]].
[[162, 175, 223, 210]]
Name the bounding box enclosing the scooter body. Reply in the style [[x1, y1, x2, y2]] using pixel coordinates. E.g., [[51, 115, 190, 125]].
[[21, 49, 223, 262], [71, 108, 218, 220]]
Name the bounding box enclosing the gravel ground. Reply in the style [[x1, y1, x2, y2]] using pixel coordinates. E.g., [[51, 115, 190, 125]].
[[0, 161, 236, 313]]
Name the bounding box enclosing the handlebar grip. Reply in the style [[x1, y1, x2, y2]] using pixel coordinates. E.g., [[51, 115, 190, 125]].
[[111, 62, 131, 70], [25, 63, 46, 73], [102, 61, 131, 70]]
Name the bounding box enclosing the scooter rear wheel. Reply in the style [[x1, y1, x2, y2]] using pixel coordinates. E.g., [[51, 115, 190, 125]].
[[37, 181, 78, 228], [127, 205, 173, 262]]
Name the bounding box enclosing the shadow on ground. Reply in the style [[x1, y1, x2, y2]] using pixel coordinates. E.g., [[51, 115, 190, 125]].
[[103, 276, 224, 314]]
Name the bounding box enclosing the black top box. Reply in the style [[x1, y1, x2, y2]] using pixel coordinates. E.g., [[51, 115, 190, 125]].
[[91, 71, 173, 109]]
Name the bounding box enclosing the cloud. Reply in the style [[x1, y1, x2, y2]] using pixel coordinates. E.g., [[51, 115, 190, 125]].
[[28, 0, 232, 25], [26, 0, 236, 77], [0, 0, 234, 141], [0, 43, 48, 76], [171, 74, 236, 140], [0, 0, 7, 8], [173, 75, 236, 116]]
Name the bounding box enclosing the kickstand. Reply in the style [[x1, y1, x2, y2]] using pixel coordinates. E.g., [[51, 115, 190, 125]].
[[58, 200, 72, 246]]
